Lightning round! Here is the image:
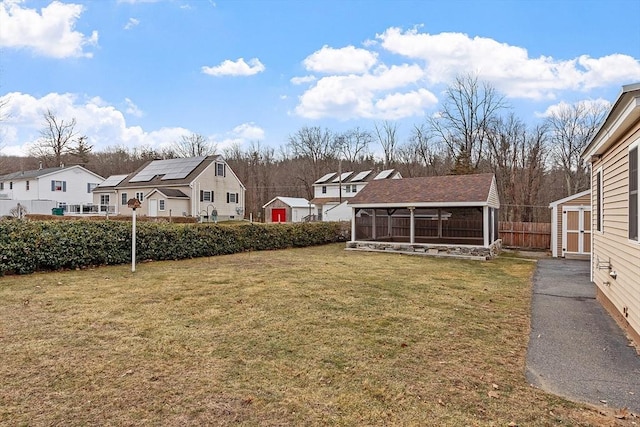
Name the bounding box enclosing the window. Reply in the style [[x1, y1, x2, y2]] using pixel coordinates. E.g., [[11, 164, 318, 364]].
[[121, 193, 128, 206], [216, 162, 225, 177], [100, 195, 110, 213], [159, 200, 165, 211], [26, 181, 30, 191], [321, 186, 327, 194], [227, 192, 238, 203], [596, 169, 602, 232], [630, 146, 638, 241], [200, 190, 213, 202], [0, 183, 3, 190], [135, 192, 144, 202], [87, 183, 98, 193], [51, 180, 66, 192], [351, 185, 357, 193], [344, 185, 350, 193]]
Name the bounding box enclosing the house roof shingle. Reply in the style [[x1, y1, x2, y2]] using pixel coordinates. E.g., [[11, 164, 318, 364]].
[[113, 155, 223, 189], [0, 165, 103, 181], [348, 173, 497, 206]]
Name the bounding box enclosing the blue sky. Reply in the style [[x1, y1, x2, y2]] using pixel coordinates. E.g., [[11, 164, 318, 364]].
[[1, 0, 640, 158]]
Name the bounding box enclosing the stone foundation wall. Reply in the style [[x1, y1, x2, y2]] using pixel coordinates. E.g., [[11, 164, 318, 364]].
[[346, 239, 502, 261]]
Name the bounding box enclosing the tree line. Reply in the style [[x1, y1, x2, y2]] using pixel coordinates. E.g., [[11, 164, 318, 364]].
[[0, 75, 607, 223]]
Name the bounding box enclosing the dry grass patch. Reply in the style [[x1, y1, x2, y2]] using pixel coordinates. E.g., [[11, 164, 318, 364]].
[[0, 244, 633, 426]]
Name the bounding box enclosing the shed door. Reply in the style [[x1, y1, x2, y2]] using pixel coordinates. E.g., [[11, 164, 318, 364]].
[[272, 208, 286, 223], [562, 207, 590, 256]]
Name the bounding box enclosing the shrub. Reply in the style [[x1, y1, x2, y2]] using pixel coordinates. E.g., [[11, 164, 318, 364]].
[[0, 220, 343, 275]]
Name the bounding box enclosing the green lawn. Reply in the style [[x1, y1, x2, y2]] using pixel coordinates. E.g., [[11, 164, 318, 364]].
[[0, 244, 631, 426]]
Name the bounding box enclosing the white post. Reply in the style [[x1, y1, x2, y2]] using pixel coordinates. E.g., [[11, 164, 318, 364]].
[[351, 208, 357, 242], [132, 208, 137, 273], [409, 207, 415, 244]]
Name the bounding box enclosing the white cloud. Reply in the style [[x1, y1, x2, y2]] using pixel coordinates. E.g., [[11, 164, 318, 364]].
[[0, 92, 189, 156], [124, 98, 143, 117], [294, 64, 433, 120], [124, 17, 139, 30], [231, 122, 265, 140], [0, 0, 98, 58], [376, 27, 640, 100], [536, 98, 611, 119], [201, 58, 265, 77], [303, 45, 378, 74], [290, 75, 317, 85]]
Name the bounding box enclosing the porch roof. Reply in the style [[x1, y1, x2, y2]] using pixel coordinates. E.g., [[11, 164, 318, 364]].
[[348, 173, 499, 209]]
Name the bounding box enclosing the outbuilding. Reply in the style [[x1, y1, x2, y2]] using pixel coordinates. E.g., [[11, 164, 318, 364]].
[[549, 190, 592, 258], [262, 196, 314, 223], [347, 173, 501, 259]]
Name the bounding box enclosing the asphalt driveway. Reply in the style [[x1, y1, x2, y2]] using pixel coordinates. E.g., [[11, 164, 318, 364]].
[[526, 258, 640, 413]]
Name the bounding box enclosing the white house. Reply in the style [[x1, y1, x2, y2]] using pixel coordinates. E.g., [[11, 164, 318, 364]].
[[262, 197, 314, 222], [0, 165, 104, 216], [92, 155, 245, 220], [311, 169, 401, 221]]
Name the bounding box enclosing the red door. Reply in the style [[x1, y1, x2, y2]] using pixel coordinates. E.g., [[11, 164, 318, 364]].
[[272, 208, 286, 222]]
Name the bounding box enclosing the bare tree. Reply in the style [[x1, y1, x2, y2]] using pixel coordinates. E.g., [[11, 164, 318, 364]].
[[172, 133, 217, 158], [546, 101, 607, 196], [288, 126, 337, 198], [374, 120, 398, 168], [338, 127, 372, 163], [430, 74, 507, 174], [30, 109, 82, 167]]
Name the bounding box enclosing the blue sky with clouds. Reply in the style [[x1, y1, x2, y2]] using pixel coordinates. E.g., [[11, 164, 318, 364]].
[[1, 0, 639, 158]]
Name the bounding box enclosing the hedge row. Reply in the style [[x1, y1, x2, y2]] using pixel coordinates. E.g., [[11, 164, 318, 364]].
[[0, 220, 345, 275]]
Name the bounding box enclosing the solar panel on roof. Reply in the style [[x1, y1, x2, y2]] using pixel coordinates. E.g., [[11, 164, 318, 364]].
[[374, 169, 395, 180], [129, 157, 205, 182], [314, 172, 336, 184], [350, 170, 372, 182], [97, 174, 128, 187], [332, 172, 353, 182]]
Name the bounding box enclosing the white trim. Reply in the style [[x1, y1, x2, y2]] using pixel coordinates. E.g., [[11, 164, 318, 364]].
[[348, 201, 491, 209], [551, 203, 558, 257], [595, 166, 603, 234], [629, 142, 640, 243], [562, 206, 590, 256], [483, 206, 489, 247], [548, 190, 591, 208]]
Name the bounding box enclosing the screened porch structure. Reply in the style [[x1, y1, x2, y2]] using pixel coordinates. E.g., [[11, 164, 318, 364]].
[[348, 174, 501, 250]]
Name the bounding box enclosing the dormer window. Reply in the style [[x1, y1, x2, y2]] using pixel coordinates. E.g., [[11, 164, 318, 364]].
[[216, 162, 226, 177]]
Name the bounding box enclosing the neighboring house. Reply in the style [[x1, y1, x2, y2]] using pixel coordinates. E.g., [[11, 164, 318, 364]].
[[346, 173, 501, 259], [262, 197, 315, 223], [311, 169, 401, 221], [549, 190, 592, 258], [92, 155, 245, 220], [0, 165, 104, 215], [581, 82, 640, 346]]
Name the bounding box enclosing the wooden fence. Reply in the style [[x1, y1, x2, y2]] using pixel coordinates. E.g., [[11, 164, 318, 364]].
[[499, 221, 551, 250]]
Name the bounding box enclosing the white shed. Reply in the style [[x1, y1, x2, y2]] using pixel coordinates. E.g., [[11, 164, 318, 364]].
[[262, 197, 314, 223], [549, 190, 591, 258]]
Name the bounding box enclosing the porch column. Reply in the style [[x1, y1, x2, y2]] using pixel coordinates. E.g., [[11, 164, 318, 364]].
[[438, 208, 443, 238], [409, 207, 415, 244], [483, 206, 489, 247], [351, 208, 356, 242], [372, 209, 377, 240], [387, 211, 392, 237]]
